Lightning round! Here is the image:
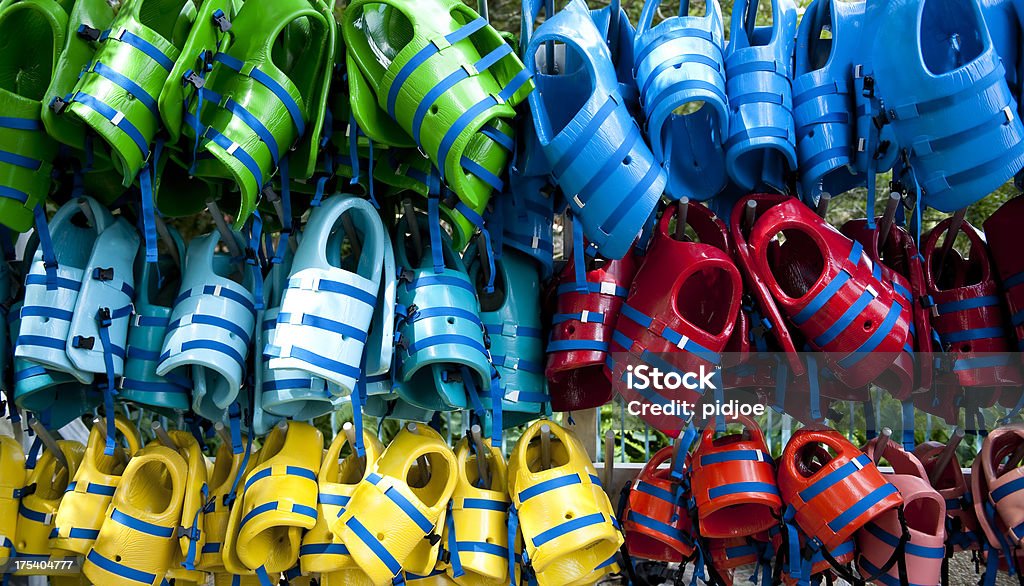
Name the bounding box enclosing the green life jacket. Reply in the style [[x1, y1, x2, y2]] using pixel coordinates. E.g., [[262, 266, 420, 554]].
[[0, 0, 67, 232]]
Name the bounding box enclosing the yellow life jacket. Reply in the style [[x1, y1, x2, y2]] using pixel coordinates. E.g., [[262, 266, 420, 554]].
[[166, 430, 212, 576], [213, 572, 274, 586], [221, 441, 262, 579], [0, 435, 26, 563], [300, 427, 385, 575], [83, 444, 188, 586], [51, 415, 142, 555], [508, 420, 623, 586], [404, 568, 460, 584], [234, 421, 323, 574], [440, 438, 512, 586], [333, 425, 458, 585], [15, 440, 85, 567], [198, 434, 251, 573]]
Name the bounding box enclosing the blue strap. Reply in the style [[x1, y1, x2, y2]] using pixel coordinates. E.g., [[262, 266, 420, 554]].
[[273, 157, 292, 264], [204, 126, 263, 191], [699, 450, 773, 466], [708, 482, 780, 499], [96, 308, 119, 456], [799, 454, 872, 502], [104, 28, 174, 70], [90, 62, 159, 116], [626, 510, 689, 543], [33, 205, 57, 289], [213, 53, 304, 136], [531, 512, 605, 547], [366, 473, 434, 532], [836, 301, 902, 368], [169, 314, 252, 344], [902, 400, 915, 451], [386, 18, 490, 117], [546, 339, 608, 353], [427, 196, 445, 274], [244, 465, 317, 492], [18, 503, 50, 524], [783, 506, 802, 582], [791, 269, 852, 325], [71, 92, 149, 159], [223, 97, 281, 166], [936, 296, 1000, 314], [86, 549, 160, 585], [346, 516, 403, 578], [572, 219, 587, 294], [518, 474, 582, 502], [0, 185, 28, 205], [111, 508, 175, 538], [0, 148, 41, 170], [826, 483, 898, 533], [139, 138, 163, 262], [446, 504, 465, 578], [0, 116, 41, 131]]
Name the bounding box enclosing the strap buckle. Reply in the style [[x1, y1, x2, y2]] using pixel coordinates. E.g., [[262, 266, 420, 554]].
[[183, 70, 205, 89], [97, 307, 112, 328], [77, 24, 102, 42], [50, 96, 69, 115], [212, 9, 232, 32], [93, 267, 114, 281], [72, 335, 96, 350]]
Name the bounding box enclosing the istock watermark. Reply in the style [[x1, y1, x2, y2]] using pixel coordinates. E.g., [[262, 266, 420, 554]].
[[624, 364, 717, 391]]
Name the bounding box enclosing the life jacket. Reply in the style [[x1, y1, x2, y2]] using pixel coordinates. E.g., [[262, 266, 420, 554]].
[[166, 430, 212, 576], [748, 196, 914, 395], [923, 217, 1022, 390], [981, 0, 1022, 97], [14, 439, 85, 568], [706, 532, 775, 586], [184, 0, 336, 222], [915, 440, 982, 552], [723, 0, 798, 192], [633, 0, 728, 201], [546, 245, 637, 412], [791, 0, 866, 199], [0, 0, 66, 233], [609, 202, 742, 413], [196, 433, 251, 573], [62, 0, 204, 181], [119, 224, 191, 414], [39, 0, 117, 157], [620, 445, 695, 563], [972, 425, 1024, 558], [299, 427, 384, 576], [393, 215, 491, 413], [840, 218, 933, 393], [157, 229, 258, 422], [508, 419, 623, 585], [857, 439, 946, 586], [439, 438, 513, 586], [51, 415, 142, 555], [984, 195, 1024, 354], [342, 0, 530, 248], [333, 425, 458, 583], [231, 421, 323, 575], [15, 197, 139, 426], [266, 195, 393, 408], [503, 130, 555, 279], [525, 0, 664, 260], [779, 530, 855, 586], [83, 443, 187, 586], [220, 441, 262, 580], [867, 0, 1024, 213], [402, 569, 459, 585], [691, 415, 781, 539], [466, 244, 549, 428], [777, 428, 903, 551], [0, 435, 25, 563]]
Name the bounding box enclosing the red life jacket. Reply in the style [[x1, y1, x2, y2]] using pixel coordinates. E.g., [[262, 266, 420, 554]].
[[690, 415, 781, 538], [840, 218, 934, 393], [546, 246, 638, 411], [620, 445, 694, 563], [607, 203, 742, 408], [922, 218, 1022, 392], [984, 195, 1024, 354], [748, 197, 914, 394], [777, 428, 903, 550]]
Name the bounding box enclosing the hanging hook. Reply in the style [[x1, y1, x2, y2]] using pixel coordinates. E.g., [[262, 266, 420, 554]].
[[152, 215, 181, 269], [935, 208, 967, 283], [815, 192, 831, 219], [540, 423, 552, 469], [928, 427, 964, 484], [151, 421, 178, 450], [674, 197, 690, 242], [341, 212, 363, 260], [28, 417, 68, 472], [874, 427, 892, 466], [743, 199, 758, 233], [876, 192, 901, 250], [206, 200, 243, 259], [470, 424, 491, 488], [603, 429, 616, 491]]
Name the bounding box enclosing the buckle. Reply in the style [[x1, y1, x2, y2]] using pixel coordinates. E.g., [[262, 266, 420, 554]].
[[183, 70, 205, 89], [873, 140, 891, 160], [212, 9, 232, 32], [72, 335, 96, 350], [77, 24, 102, 42], [398, 269, 415, 284], [50, 96, 69, 115], [97, 307, 112, 328], [862, 74, 875, 97], [872, 109, 890, 129], [93, 267, 114, 281], [426, 533, 442, 546]]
